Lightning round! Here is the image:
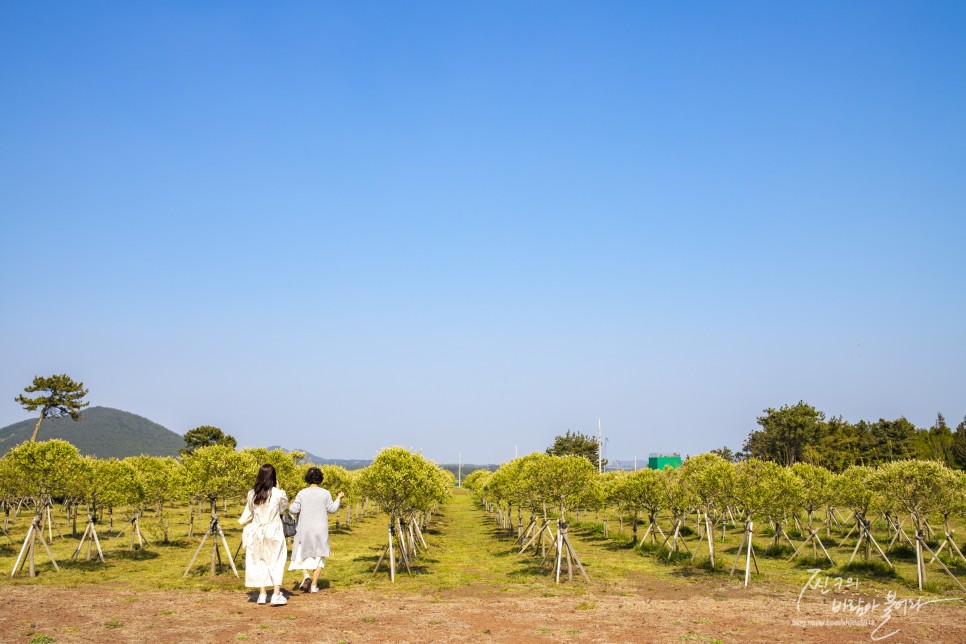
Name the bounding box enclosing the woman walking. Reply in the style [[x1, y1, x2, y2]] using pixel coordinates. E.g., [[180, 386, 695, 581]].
[[289, 466, 344, 592], [239, 463, 289, 605]]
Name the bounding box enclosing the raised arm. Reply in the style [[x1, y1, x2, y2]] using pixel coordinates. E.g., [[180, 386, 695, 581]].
[[326, 490, 343, 514]]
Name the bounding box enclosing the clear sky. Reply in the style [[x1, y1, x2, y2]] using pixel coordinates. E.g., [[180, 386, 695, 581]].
[[1, 2, 964, 464]]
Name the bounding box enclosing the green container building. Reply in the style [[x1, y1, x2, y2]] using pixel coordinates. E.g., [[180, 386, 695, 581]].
[[648, 452, 682, 470]]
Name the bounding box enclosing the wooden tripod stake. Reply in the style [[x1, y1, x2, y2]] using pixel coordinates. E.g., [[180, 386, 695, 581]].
[[72, 514, 106, 563], [914, 529, 965, 592], [114, 513, 149, 551], [182, 515, 238, 578], [42, 500, 62, 543], [544, 520, 589, 584], [373, 519, 412, 582], [690, 512, 716, 568], [519, 518, 554, 555], [930, 525, 966, 567], [730, 520, 759, 587], [766, 519, 798, 553], [517, 515, 537, 546], [659, 515, 692, 560], [883, 514, 916, 553], [638, 513, 667, 548], [11, 514, 59, 577], [789, 517, 835, 566], [845, 516, 892, 570]]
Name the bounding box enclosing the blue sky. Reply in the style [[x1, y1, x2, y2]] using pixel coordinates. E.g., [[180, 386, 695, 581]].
[[1, 2, 964, 464]]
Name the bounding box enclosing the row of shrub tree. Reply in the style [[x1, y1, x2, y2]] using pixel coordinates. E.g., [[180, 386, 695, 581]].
[[470, 453, 965, 532], [0, 440, 452, 541]]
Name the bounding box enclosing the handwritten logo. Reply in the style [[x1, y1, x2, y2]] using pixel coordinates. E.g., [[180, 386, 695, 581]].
[[796, 569, 962, 641]]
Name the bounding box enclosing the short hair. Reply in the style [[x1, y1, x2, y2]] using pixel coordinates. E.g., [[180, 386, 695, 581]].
[[304, 467, 324, 485]]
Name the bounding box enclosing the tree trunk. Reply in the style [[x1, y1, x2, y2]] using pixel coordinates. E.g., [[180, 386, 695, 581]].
[[30, 414, 44, 442]]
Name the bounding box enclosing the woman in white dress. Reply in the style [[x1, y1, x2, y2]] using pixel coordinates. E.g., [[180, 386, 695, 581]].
[[239, 463, 289, 605], [288, 466, 344, 592]]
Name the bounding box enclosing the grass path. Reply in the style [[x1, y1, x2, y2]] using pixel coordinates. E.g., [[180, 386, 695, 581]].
[[345, 488, 706, 596]]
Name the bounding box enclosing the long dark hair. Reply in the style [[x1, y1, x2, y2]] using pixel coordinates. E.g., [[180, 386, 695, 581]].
[[253, 464, 277, 506]]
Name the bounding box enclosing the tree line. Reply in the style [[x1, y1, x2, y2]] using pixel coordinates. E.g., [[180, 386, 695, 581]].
[[738, 402, 966, 472]]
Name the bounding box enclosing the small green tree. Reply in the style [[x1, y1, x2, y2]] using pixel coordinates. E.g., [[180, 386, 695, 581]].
[[318, 465, 354, 499], [240, 447, 305, 496], [657, 466, 697, 558], [95, 458, 143, 512], [532, 454, 596, 519], [125, 455, 180, 516], [357, 447, 450, 581], [15, 374, 90, 442], [876, 460, 964, 590], [462, 468, 491, 494], [357, 447, 439, 519], [180, 425, 237, 456], [483, 458, 525, 534], [791, 462, 835, 527], [681, 453, 735, 567], [4, 439, 83, 498], [181, 444, 252, 513], [612, 467, 665, 546]]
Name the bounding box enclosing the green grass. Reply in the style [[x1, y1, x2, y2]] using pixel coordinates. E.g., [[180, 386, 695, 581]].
[[1, 490, 964, 599]]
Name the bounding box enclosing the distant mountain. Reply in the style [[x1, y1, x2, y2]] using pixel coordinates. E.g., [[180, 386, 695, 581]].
[[266, 446, 371, 470], [266, 445, 498, 476], [0, 406, 184, 458]]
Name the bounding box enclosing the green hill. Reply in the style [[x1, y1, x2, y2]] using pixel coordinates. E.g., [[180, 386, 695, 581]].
[[0, 406, 185, 458]]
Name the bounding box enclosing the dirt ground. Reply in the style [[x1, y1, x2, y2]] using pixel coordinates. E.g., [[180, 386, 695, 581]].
[[2, 579, 964, 644]]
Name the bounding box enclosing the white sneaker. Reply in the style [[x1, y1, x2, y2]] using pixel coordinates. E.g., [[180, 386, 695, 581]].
[[257, 592, 267, 605], [270, 593, 288, 606], [309, 586, 319, 593]]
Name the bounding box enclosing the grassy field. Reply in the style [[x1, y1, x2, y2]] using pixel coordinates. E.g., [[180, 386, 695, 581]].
[[2, 488, 965, 600]]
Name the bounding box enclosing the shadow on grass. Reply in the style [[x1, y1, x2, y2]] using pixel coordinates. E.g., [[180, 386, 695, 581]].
[[763, 544, 797, 558], [887, 543, 917, 560], [836, 559, 898, 579], [110, 548, 160, 561], [59, 558, 113, 572], [507, 561, 552, 578], [570, 525, 618, 545], [648, 548, 694, 566], [290, 578, 333, 591], [152, 539, 192, 548], [330, 526, 355, 535], [790, 555, 837, 569]]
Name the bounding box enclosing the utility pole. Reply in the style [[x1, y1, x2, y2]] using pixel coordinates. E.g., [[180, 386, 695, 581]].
[[597, 417, 602, 474], [458, 452, 462, 487]]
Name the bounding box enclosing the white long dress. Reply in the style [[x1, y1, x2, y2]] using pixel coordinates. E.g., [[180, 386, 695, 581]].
[[238, 487, 288, 588]]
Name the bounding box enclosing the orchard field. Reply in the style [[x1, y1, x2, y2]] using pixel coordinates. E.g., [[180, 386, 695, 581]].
[[1, 443, 965, 642]]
